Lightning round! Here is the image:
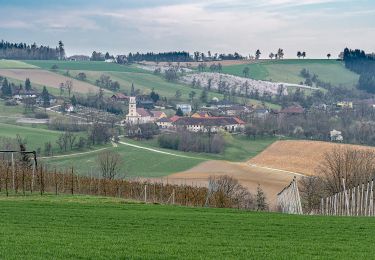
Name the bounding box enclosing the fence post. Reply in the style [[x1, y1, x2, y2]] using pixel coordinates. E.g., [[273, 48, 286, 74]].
[[11, 153, 15, 191], [71, 167, 74, 195], [31, 160, 35, 193], [342, 178, 350, 216], [144, 185, 147, 203]]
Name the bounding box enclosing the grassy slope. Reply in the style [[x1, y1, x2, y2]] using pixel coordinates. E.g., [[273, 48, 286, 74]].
[[43, 136, 277, 177], [222, 59, 359, 89], [1, 195, 375, 259], [23, 60, 144, 73], [0, 60, 37, 69], [43, 144, 206, 178], [21, 60, 280, 108], [0, 122, 88, 155]]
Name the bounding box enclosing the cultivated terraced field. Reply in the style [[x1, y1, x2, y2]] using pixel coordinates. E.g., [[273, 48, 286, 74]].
[[249, 140, 375, 175], [1, 195, 375, 259]]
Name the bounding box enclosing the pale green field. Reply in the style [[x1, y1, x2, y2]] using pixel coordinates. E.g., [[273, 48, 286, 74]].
[[0, 60, 37, 69]]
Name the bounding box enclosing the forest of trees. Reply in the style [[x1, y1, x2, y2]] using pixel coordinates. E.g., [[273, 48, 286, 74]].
[[127, 51, 192, 62], [0, 40, 64, 60], [343, 48, 375, 93]]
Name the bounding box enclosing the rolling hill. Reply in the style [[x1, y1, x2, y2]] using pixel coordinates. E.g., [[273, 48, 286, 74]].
[[221, 59, 359, 89]]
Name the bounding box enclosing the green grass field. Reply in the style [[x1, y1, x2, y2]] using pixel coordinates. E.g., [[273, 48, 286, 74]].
[[0, 122, 90, 155], [43, 136, 277, 177], [1, 195, 374, 259], [221, 59, 359, 89], [43, 143, 206, 178], [0, 59, 37, 69], [24, 60, 145, 73]]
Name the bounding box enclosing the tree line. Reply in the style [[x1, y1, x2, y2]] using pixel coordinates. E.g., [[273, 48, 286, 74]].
[[0, 40, 64, 60], [343, 48, 375, 93]]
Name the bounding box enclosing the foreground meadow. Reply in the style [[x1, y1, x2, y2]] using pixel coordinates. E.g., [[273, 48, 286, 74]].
[[0, 195, 374, 259]]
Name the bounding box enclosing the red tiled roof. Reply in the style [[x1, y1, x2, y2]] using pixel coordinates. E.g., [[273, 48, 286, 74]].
[[280, 106, 304, 114], [169, 115, 181, 122], [112, 93, 129, 99], [151, 111, 165, 118], [157, 117, 171, 123], [136, 108, 152, 117]]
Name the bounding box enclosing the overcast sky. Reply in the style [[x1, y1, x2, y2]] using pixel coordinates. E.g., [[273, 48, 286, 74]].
[[0, 0, 374, 58]]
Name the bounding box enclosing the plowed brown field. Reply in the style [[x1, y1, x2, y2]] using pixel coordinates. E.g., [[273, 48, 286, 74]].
[[0, 69, 99, 93], [249, 140, 375, 176], [167, 140, 375, 206]]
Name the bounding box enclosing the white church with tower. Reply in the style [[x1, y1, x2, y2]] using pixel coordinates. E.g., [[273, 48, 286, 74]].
[[124, 96, 166, 125]]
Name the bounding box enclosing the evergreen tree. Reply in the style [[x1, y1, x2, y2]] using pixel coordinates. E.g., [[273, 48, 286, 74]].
[[58, 40, 65, 60], [1, 78, 12, 96], [71, 95, 77, 106], [176, 107, 184, 116], [25, 78, 31, 91], [150, 89, 160, 103], [200, 89, 208, 103], [41, 86, 50, 108], [130, 83, 135, 96]]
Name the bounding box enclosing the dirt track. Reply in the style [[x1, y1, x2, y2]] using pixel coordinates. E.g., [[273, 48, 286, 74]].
[[0, 69, 99, 93]]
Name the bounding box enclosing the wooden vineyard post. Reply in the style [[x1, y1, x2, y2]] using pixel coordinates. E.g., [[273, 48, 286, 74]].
[[361, 183, 364, 216], [342, 178, 350, 216], [71, 167, 74, 195], [31, 159, 35, 193], [365, 181, 369, 216], [357, 185, 360, 216], [54, 168, 58, 195], [172, 189, 175, 205], [144, 185, 147, 203], [370, 180, 374, 217], [39, 165, 43, 196], [11, 153, 15, 192]]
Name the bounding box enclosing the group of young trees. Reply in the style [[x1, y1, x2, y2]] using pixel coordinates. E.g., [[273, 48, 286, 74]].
[[95, 74, 120, 91], [343, 48, 375, 93], [268, 49, 285, 59], [297, 51, 307, 59], [0, 40, 64, 60], [158, 130, 225, 154]]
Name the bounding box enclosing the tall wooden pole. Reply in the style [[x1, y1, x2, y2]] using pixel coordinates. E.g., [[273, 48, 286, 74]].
[[342, 178, 350, 216]]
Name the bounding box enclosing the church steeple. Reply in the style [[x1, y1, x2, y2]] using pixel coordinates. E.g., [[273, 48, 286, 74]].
[[129, 96, 137, 117]]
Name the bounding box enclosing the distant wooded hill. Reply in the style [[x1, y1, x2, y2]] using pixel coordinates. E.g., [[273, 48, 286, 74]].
[[0, 40, 64, 60]]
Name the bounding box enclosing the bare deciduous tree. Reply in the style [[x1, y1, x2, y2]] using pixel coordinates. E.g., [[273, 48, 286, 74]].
[[208, 175, 254, 209], [299, 176, 324, 214], [65, 80, 73, 98], [97, 150, 121, 180], [317, 147, 375, 194]]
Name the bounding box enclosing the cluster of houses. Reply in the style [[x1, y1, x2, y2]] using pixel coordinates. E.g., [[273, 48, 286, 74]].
[[123, 96, 245, 133]]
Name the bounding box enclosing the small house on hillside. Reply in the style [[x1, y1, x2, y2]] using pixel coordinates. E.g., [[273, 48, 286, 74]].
[[253, 108, 269, 119], [111, 93, 129, 102], [156, 117, 172, 129], [220, 105, 251, 116], [279, 105, 305, 115], [330, 129, 343, 142]]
